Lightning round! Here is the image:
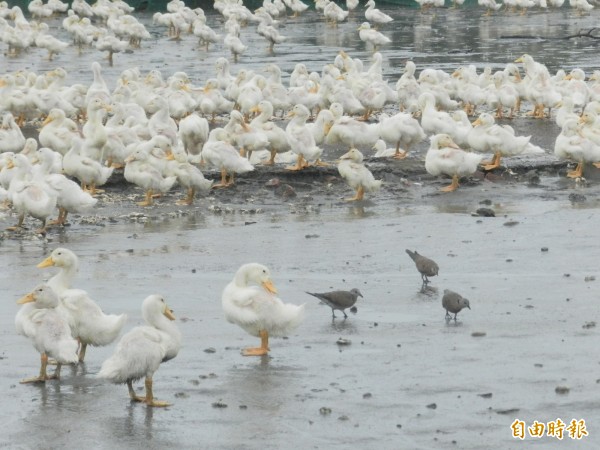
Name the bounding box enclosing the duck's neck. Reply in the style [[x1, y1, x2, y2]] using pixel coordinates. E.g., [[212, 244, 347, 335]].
[[150, 314, 181, 344], [48, 264, 78, 294]]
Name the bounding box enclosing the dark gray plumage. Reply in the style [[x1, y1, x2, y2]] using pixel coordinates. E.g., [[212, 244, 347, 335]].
[[405, 249, 439, 290], [442, 289, 471, 321], [306, 289, 363, 319]]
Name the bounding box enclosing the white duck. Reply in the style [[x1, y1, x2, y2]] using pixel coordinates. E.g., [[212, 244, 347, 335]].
[[286, 104, 324, 170], [34, 147, 97, 226], [63, 138, 114, 195], [489, 70, 519, 120], [98, 294, 181, 407], [16, 284, 79, 383], [338, 148, 382, 201], [193, 15, 221, 50], [37, 248, 128, 362], [555, 97, 579, 129], [325, 106, 380, 150], [85, 61, 111, 106], [95, 34, 129, 66], [372, 139, 395, 158], [225, 110, 269, 159], [124, 148, 177, 206], [202, 128, 255, 187], [7, 154, 57, 233], [178, 113, 209, 160], [425, 134, 483, 192], [147, 95, 178, 147], [222, 263, 305, 356], [364, 0, 392, 27], [34, 22, 69, 61], [223, 22, 247, 62], [249, 100, 291, 165], [168, 146, 213, 205], [396, 61, 422, 114], [378, 112, 425, 159], [418, 92, 457, 137], [256, 11, 286, 53], [81, 97, 111, 162], [554, 119, 600, 178], [578, 110, 600, 145], [358, 22, 390, 52], [0, 113, 26, 153], [287, 0, 309, 17], [39, 108, 80, 156], [469, 112, 531, 170], [323, 0, 349, 26]]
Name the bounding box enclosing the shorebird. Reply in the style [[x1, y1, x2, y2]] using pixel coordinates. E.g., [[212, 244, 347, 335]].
[[306, 288, 363, 319], [406, 249, 439, 291], [442, 289, 471, 321]]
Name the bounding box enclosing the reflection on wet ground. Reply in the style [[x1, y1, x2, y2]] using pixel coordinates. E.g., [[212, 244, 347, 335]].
[[3, 8, 600, 85], [3, 5, 600, 450]]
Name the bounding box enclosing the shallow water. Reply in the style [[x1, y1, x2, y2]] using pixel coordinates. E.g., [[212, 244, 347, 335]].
[[3, 7, 600, 85], [2, 5, 600, 450]]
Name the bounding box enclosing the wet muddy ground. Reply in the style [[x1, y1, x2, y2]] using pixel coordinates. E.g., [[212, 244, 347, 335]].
[[2, 5, 600, 450]]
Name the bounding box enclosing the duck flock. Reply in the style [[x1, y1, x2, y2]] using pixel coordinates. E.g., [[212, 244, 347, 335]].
[[17, 247, 308, 406], [1, 0, 600, 235], [3, 0, 600, 411]]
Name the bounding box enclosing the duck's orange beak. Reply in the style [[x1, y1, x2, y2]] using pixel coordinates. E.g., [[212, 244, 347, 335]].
[[262, 280, 277, 294]]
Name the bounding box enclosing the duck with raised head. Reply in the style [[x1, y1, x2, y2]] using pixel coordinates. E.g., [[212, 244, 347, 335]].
[[6, 154, 57, 234], [249, 100, 291, 165], [37, 248, 128, 362], [33, 147, 97, 226], [378, 112, 425, 159], [98, 294, 181, 407], [286, 104, 324, 170], [364, 0, 392, 28], [16, 284, 79, 383]]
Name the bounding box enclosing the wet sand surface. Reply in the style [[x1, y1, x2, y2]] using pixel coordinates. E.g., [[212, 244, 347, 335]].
[[2, 5, 600, 450]]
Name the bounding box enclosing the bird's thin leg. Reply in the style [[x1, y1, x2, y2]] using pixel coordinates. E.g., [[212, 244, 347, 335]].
[[242, 330, 270, 356], [342, 310, 348, 319], [78, 343, 87, 362], [20, 353, 51, 383], [144, 376, 171, 407], [128, 380, 145, 402], [331, 309, 337, 319], [49, 363, 62, 380]]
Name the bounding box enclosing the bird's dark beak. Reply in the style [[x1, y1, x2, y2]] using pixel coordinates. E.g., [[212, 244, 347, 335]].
[[467, 305, 471, 309]]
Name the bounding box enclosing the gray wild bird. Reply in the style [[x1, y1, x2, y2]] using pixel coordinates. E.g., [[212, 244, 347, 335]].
[[442, 289, 471, 321], [306, 289, 363, 319], [405, 249, 439, 290]]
